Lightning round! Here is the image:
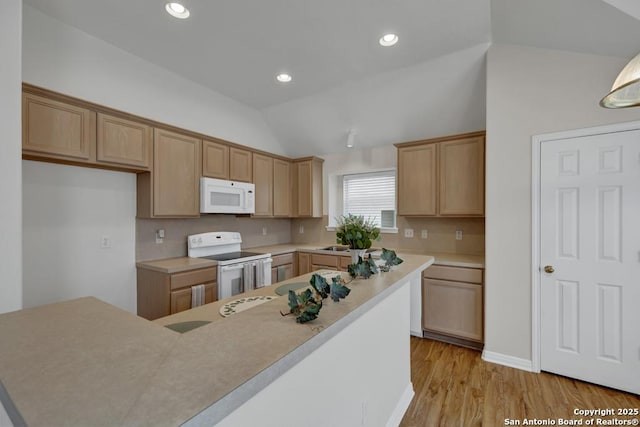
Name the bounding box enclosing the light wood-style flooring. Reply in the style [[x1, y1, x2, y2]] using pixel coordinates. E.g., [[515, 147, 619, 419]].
[[400, 337, 639, 427]]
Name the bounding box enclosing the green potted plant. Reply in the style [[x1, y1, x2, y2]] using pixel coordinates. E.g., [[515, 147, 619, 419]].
[[335, 214, 381, 263]]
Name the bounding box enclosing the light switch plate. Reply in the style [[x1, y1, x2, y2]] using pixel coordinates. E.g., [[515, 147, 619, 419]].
[[101, 236, 112, 248], [421, 230, 428, 239], [455, 230, 463, 240]]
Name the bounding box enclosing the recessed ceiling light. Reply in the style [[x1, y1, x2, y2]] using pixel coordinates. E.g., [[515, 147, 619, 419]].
[[276, 73, 292, 83], [379, 33, 398, 47], [165, 2, 190, 19]]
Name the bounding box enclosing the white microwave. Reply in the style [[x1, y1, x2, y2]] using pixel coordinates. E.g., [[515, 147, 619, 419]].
[[200, 177, 255, 214]]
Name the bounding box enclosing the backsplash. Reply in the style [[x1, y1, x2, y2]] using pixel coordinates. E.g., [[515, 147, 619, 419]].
[[137, 215, 292, 261], [138, 214, 484, 261], [291, 216, 484, 255]]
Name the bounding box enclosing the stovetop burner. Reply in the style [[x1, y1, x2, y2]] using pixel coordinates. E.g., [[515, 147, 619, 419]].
[[200, 251, 264, 262]]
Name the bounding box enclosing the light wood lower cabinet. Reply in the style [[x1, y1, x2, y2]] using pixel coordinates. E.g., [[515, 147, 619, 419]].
[[170, 283, 216, 314], [22, 92, 95, 163], [422, 265, 483, 345], [302, 253, 351, 273], [270, 252, 296, 283], [137, 266, 217, 320], [298, 252, 311, 275]]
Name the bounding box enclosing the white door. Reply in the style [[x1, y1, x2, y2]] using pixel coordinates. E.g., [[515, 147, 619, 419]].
[[540, 130, 640, 394]]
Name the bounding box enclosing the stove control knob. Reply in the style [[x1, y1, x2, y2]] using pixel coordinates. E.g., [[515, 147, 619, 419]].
[[191, 237, 198, 246], [198, 237, 203, 245]]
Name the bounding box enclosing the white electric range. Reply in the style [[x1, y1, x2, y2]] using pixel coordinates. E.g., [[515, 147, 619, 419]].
[[187, 232, 272, 299]]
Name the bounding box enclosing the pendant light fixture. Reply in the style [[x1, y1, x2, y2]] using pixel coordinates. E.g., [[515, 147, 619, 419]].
[[600, 52, 640, 108]]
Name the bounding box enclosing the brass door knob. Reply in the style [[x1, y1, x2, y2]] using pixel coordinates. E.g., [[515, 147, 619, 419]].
[[543, 265, 555, 274]]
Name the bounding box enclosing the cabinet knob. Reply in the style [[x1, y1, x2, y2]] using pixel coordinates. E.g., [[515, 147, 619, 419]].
[[543, 265, 555, 274]]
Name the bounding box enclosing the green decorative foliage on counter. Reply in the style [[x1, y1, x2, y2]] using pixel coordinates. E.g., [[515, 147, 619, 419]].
[[379, 248, 404, 272], [285, 289, 322, 324], [329, 276, 351, 302], [348, 256, 378, 279], [282, 249, 402, 323], [281, 273, 351, 323], [347, 248, 403, 278]]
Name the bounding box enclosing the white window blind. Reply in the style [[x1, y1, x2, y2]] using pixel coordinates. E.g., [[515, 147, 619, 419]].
[[343, 170, 396, 228]]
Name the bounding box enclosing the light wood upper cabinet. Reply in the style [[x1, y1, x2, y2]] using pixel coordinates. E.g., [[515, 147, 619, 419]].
[[252, 153, 274, 216], [22, 92, 95, 162], [273, 158, 292, 217], [293, 157, 323, 218], [397, 143, 437, 216], [96, 113, 152, 170], [439, 136, 484, 216], [202, 139, 230, 179], [229, 147, 252, 182], [138, 129, 201, 218], [396, 131, 485, 217]]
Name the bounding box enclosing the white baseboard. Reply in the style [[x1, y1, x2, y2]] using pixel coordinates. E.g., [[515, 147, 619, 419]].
[[386, 382, 415, 427], [482, 350, 534, 372], [410, 329, 423, 338]]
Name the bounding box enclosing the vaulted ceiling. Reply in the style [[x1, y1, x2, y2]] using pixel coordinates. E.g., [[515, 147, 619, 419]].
[[23, 0, 640, 156]]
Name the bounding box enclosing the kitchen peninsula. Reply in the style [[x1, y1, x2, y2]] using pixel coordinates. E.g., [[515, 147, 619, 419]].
[[0, 254, 433, 426]]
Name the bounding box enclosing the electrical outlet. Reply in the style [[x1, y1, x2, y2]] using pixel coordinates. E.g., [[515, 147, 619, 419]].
[[155, 229, 164, 244], [262, 227, 267, 236], [421, 229, 428, 239], [455, 230, 463, 240], [404, 228, 414, 238], [299, 225, 304, 234], [100, 236, 112, 249]]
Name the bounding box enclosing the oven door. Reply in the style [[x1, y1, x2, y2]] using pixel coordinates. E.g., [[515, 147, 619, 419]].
[[218, 262, 253, 299]]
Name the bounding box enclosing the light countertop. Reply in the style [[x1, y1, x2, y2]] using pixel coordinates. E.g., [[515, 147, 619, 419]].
[[136, 243, 483, 274], [0, 254, 434, 426], [248, 244, 484, 268]]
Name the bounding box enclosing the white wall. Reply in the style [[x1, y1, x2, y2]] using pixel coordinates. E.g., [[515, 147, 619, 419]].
[[0, 0, 22, 314], [20, 5, 290, 313], [22, 5, 285, 156], [22, 161, 137, 313], [321, 144, 397, 219], [213, 283, 412, 427], [263, 43, 489, 158], [485, 44, 640, 362]]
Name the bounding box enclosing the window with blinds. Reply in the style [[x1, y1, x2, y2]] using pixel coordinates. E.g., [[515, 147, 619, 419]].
[[343, 170, 396, 228]]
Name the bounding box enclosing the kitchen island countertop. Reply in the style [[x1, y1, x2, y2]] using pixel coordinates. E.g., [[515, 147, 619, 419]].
[[0, 254, 433, 426]]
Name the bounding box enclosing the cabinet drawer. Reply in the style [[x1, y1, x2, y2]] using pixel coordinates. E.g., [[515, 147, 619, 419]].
[[170, 267, 217, 290], [339, 256, 351, 271], [423, 265, 482, 284], [312, 265, 338, 272], [170, 282, 217, 314], [271, 252, 294, 267], [310, 254, 338, 268]]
